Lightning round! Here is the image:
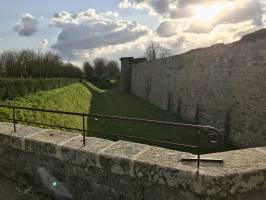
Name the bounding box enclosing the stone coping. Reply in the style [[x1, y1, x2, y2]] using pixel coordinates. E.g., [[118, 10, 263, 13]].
[[0, 122, 266, 198]]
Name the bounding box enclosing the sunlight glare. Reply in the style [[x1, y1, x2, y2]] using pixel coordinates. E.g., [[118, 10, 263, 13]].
[[194, 4, 223, 22]]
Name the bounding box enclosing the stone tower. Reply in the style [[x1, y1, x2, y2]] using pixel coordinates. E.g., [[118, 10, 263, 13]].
[[120, 57, 147, 93], [120, 57, 134, 93]]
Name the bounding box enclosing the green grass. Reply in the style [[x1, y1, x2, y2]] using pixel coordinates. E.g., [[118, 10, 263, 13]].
[[0, 83, 92, 130], [83, 82, 224, 153], [0, 81, 225, 153]]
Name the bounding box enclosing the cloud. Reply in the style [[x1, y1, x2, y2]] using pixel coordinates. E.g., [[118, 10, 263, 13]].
[[118, 0, 189, 17], [49, 8, 187, 64], [169, 7, 193, 19], [118, 0, 148, 10], [71, 34, 186, 65], [51, 9, 151, 60], [149, 0, 171, 14], [121, 0, 265, 31], [45, 1, 265, 64], [156, 21, 179, 37], [82, 40, 147, 63], [183, 20, 258, 50], [119, 0, 176, 17], [185, 21, 213, 34], [118, 0, 136, 9], [13, 13, 38, 36], [52, 9, 119, 28], [39, 38, 49, 49], [214, 0, 264, 26], [178, 0, 217, 8]]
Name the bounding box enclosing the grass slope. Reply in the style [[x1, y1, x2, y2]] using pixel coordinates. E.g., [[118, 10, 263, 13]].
[[0, 83, 91, 130], [0, 81, 223, 153]]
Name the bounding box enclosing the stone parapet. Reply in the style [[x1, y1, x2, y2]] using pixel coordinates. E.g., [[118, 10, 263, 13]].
[[0, 122, 266, 199]]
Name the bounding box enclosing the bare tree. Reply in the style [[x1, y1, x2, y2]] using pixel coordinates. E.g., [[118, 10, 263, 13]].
[[83, 61, 94, 79], [158, 46, 171, 59], [1, 51, 17, 77], [145, 41, 171, 61], [105, 60, 120, 79], [145, 42, 158, 61], [94, 58, 107, 79], [0, 54, 4, 77]]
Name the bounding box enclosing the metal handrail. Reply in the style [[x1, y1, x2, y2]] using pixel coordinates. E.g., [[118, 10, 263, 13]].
[[0, 104, 223, 169]]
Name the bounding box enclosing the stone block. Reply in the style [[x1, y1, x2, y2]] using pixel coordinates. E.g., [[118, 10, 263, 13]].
[[59, 136, 113, 167]]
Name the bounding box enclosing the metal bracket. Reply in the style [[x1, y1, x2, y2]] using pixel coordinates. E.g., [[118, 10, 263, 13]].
[[181, 158, 223, 173], [181, 158, 224, 163], [181, 129, 224, 170], [181, 158, 223, 162]]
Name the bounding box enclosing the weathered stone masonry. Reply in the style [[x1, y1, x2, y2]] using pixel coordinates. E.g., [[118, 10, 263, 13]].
[[121, 29, 266, 148], [1, 122, 266, 200]]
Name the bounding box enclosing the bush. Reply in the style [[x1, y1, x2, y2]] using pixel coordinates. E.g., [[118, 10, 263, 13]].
[[0, 78, 78, 100]]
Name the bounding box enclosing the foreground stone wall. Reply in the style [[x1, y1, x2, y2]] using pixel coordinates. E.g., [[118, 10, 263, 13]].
[[1, 122, 266, 200], [126, 29, 266, 147]]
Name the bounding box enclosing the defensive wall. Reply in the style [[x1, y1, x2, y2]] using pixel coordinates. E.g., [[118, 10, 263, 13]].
[[120, 29, 266, 148], [1, 122, 266, 199]]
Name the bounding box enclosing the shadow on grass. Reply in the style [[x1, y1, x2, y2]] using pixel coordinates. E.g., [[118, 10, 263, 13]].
[[82, 81, 231, 154], [88, 80, 119, 90]]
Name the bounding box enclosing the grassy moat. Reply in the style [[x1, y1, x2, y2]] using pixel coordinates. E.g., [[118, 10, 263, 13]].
[[0, 81, 227, 153]]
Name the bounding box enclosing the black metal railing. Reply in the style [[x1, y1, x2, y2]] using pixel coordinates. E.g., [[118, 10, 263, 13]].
[[0, 105, 223, 169]]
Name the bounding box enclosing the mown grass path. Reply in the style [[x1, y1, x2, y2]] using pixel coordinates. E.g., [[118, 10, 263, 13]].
[[83, 82, 223, 153]]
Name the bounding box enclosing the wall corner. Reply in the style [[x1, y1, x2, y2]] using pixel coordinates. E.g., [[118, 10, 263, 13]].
[[120, 57, 147, 93], [120, 57, 134, 93]]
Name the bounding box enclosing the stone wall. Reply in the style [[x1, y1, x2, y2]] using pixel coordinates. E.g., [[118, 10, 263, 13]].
[[120, 57, 134, 93], [120, 57, 147, 93], [123, 29, 266, 148], [1, 122, 266, 200]]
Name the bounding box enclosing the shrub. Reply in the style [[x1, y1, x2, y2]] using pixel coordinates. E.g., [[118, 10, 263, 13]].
[[0, 78, 78, 100]]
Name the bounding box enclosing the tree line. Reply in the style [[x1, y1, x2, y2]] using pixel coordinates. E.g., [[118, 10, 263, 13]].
[[0, 41, 168, 80], [82, 41, 170, 80], [0, 50, 83, 78], [83, 58, 120, 80]]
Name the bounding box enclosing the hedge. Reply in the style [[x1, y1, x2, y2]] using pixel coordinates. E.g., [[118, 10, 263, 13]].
[[0, 78, 79, 100]]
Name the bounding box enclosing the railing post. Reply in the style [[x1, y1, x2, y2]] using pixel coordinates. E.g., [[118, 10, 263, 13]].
[[12, 107, 16, 133], [82, 115, 86, 146], [197, 129, 201, 170]]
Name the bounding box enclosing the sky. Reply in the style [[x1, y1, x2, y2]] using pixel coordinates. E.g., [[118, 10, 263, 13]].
[[0, 0, 265, 66]]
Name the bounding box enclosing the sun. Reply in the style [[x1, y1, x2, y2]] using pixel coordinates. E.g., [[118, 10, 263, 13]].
[[194, 4, 223, 22]]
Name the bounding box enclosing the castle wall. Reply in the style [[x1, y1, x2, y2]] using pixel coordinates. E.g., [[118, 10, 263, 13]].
[[129, 30, 266, 147]]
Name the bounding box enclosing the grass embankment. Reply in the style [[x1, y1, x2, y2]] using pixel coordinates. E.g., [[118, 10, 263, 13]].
[[0, 81, 223, 153], [0, 83, 91, 130]]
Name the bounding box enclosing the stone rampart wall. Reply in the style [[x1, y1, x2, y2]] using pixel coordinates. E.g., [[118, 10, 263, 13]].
[[127, 29, 266, 147]]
